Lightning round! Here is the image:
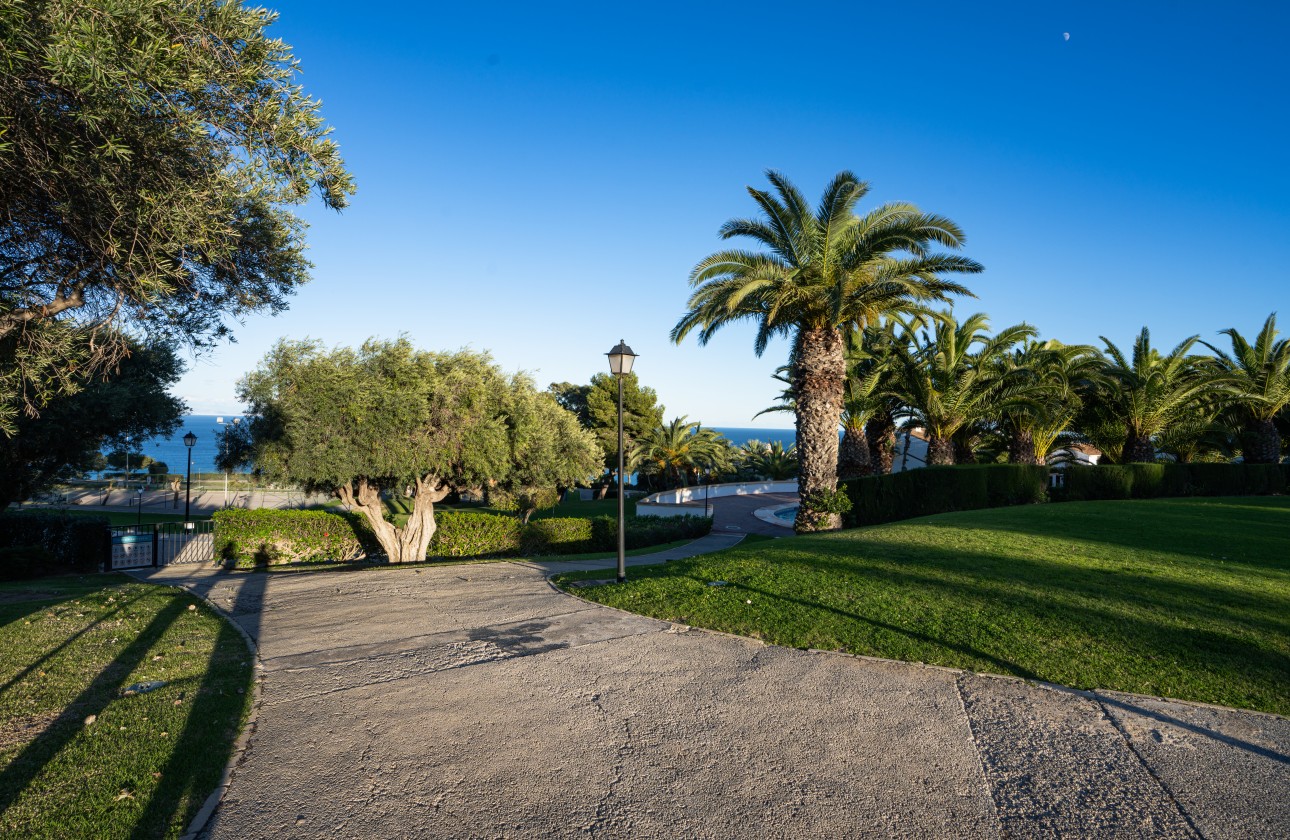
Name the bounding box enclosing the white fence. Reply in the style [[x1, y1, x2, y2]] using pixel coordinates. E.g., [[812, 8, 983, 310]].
[[635, 480, 797, 518]]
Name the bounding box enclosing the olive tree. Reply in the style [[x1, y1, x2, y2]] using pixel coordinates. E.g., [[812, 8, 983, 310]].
[[0, 0, 354, 431], [238, 338, 601, 563]]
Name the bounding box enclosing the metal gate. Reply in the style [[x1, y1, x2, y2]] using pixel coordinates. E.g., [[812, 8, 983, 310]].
[[108, 521, 215, 570]]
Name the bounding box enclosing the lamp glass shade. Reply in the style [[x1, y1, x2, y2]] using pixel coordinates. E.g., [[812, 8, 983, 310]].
[[605, 340, 637, 376], [183, 432, 197, 448]]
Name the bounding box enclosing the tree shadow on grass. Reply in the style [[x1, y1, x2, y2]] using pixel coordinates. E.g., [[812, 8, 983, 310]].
[[647, 536, 1290, 714], [0, 597, 190, 815], [128, 570, 263, 838]]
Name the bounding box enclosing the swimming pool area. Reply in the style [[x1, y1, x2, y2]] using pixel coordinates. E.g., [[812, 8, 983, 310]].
[[774, 506, 799, 521]]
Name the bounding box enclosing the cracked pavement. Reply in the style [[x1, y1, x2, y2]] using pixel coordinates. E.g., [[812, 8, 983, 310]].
[[132, 555, 1290, 839]]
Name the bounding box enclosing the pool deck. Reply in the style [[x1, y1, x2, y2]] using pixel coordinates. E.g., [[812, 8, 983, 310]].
[[677, 490, 798, 537]]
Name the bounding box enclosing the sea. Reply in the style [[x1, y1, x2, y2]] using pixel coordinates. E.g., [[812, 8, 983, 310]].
[[109, 414, 250, 475], [111, 417, 797, 476]]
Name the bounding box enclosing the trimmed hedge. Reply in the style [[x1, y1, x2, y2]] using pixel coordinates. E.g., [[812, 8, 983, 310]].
[[1057, 462, 1288, 502], [0, 545, 60, 581], [0, 511, 108, 573], [213, 508, 378, 567], [843, 464, 1049, 528], [429, 511, 523, 558], [213, 507, 712, 565]]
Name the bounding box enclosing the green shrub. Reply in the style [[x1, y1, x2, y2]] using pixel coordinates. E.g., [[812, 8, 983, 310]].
[[1061, 466, 1135, 501], [982, 464, 1050, 506], [214, 508, 376, 567], [0, 511, 107, 571], [429, 511, 523, 558], [0, 545, 61, 580], [843, 464, 1047, 528], [520, 517, 595, 555], [212, 506, 712, 565], [1054, 462, 1287, 503]]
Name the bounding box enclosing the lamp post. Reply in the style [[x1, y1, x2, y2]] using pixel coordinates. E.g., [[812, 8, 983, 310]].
[[605, 340, 637, 584], [135, 486, 144, 528], [216, 416, 240, 508], [183, 432, 197, 525]]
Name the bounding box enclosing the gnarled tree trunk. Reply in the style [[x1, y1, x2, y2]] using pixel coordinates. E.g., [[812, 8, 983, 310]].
[[926, 436, 955, 466], [1243, 417, 1282, 464], [865, 411, 896, 475], [793, 326, 846, 532], [339, 475, 450, 563], [838, 420, 871, 481]]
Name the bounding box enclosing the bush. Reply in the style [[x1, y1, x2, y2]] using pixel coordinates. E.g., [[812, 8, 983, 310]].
[[0, 545, 61, 580], [214, 508, 377, 567], [0, 511, 108, 571], [429, 511, 523, 558], [212, 506, 712, 565], [1054, 462, 1287, 502], [844, 464, 1048, 528], [520, 517, 595, 555]]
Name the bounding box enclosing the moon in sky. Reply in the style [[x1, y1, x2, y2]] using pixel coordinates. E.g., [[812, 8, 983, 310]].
[[1063, 32, 1071, 41]]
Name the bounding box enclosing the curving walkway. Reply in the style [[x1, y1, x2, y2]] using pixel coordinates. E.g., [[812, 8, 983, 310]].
[[131, 539, 1290, 839]]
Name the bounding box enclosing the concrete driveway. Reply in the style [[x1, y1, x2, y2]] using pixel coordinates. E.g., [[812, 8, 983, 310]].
[[135, 545, 1290, 839]]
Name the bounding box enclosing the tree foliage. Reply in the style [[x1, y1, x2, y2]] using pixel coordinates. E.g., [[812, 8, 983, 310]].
[[0, 339, 184, 508], [0, 0, 354, 431], [239, 339, 599, 563], [549, 373, 663, 473]]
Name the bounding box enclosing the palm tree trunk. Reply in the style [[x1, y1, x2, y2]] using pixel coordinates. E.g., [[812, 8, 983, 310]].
[[793, 326, 846, 532], [927, 436, 955, 466], [1008, 429, 1040, 465], [1243, 417, 1282, 464], [953, 436, 976, 465], [865, 411, 896, 475], [1121, 434, 1154, 464], [838, 420, 871, 481]]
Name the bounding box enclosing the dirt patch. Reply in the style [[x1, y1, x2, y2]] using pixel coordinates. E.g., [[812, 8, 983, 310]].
[[0, 710, 60, 751]]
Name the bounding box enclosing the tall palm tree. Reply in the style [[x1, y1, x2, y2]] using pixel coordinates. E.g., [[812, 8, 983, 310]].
[[672, 170, 981, 530], [1203, 313, 1290, 463], [1088, 328, 1215, 463], [890, 312, 1036, 465]]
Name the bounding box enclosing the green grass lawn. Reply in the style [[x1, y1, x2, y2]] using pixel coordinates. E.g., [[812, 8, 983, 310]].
[[557, 497, 1290, 716], [0, 575, 254, 838]]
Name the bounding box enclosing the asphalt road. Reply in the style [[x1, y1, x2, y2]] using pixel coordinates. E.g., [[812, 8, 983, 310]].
[[135, 545, 1290, 840]]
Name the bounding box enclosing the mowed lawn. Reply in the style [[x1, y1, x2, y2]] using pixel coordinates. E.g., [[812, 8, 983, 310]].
[[0, 575, 253, 839], [557, 497, 1290, 716]]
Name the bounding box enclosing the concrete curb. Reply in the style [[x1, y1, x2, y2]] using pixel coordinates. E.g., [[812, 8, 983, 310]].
[[126, 567, 267, 840]]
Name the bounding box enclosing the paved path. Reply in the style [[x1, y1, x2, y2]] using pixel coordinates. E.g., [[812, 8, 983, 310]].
[[133, 541, 1290, 839], [649, 491, 800, 537]]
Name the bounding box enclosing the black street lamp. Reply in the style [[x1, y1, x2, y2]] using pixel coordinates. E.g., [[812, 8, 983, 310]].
[[135, 486, 144, 529], [605, 340, 637, 584], [183, 431, 197, 525]]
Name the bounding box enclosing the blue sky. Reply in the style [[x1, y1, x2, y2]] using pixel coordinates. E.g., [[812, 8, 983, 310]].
[[180, 1, 1290, 427]]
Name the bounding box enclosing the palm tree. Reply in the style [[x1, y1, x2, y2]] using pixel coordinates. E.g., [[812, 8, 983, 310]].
[[1203, 313, 1290, 463], [630, 417, 731, 490], [890, 312, 1036, 465], [1087, 328, 1215, 463], [739, 439, 799, 480], [996, 339, 1100, 465], [672, 170, 981, 530]]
